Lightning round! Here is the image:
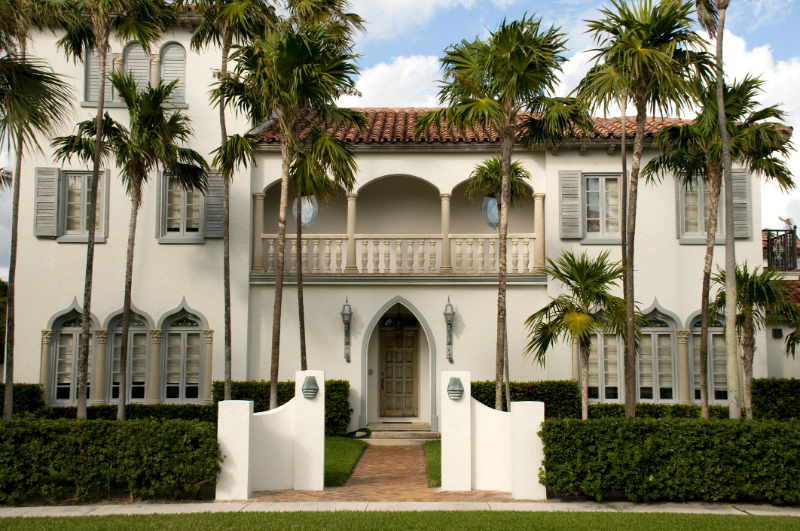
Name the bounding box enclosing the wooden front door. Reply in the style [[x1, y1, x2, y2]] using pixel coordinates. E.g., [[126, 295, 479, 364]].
[[380, 330, 418, 417]]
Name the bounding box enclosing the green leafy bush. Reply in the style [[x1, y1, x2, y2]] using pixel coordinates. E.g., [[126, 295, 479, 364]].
[[0, 419, 220, 504], [212, 380, 353, 437], [588, 403, 732, 419], [752, 378, 800, 420], [540, 418, 800, 504], [471, 380, 580, 418], [0, 383, 44, 416], [36, 403, 217, 422]]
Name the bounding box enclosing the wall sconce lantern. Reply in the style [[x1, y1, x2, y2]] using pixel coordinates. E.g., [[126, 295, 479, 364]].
[[302, 376, 319, 398], [443, 297, 455, 362], [447, 377, 464, 400], [341, 297, 353, 362]]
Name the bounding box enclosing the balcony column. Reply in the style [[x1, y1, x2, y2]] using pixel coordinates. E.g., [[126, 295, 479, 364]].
[[677, 330, 691, 405], [92, 330, 108, 406], [112, 53, 123, 103], [252, 193, 266, 273], [150, 54, 161, 85], [344, 193, 359, 273], [40, 330, 52, 405], [439, 193, 453, 273], [148, 330, 162, 404], [533, 193, 546, 271]]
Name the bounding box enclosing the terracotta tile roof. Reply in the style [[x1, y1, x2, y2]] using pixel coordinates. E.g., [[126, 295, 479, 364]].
[[257, 108, 692, 146], [783, 280, 800, 308]]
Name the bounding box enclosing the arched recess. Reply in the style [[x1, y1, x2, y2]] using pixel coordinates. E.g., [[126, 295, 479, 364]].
[[359, 296, 437, 431], [103, 303, 154, 330], [638, 299, 681, 403], [640, 298, 682, 328], [123, 41, 150, 91], [47, 297, 100, 330], [356, 175, 440, 235], [450, 178, 535, 234], [262, 178, 347, 235], [160, 42, 186, 103], [104, 305, 154, 403], [156, 297, 209, 330], [157, 298, 209, 404], [46, 298, 101, 405], [685, 309, 724, 330]]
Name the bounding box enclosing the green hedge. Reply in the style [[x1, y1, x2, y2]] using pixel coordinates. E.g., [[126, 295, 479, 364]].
[[540, 418, 800, 504], [0, 383, 44, 416], [212, 380, 353, 437], [587, 403, 731, 419], [753, 378, 800, 420], [36, 403, 217, 422], [0, 419, 220, 504], [471, 380, 580, 418]]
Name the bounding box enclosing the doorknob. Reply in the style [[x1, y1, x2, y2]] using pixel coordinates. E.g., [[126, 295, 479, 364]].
[[380, 372, 385, 390]]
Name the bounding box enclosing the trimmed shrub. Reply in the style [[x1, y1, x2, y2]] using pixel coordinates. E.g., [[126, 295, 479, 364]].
[[588, 403, 732, 419], [471, 380, 580, 418], [0, 419, 220, 504], [36, 403, 217, 422], [540, 418, 800, 504], [0, 383, 44, 416], [212, 379, 353, 437], [752, 378, 800, 420]]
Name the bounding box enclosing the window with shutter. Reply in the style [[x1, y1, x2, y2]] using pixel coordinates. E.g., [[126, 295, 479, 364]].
[[158, 173, 207, 243], [85, 50, 113, 103], [676, 176, 725, 244], [204, 172, 224, 238], [124, 42, 150, 92], [559, 170, 582, 239], [34, 167, 59, 237], [731, 168, 751, 238], [160, 43, 186, 103]]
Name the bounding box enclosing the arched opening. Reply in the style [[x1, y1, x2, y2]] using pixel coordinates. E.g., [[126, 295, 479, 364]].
[[356, 175, 440, 235], [689, 314, 727, 405], [50, 310, 95, 405], [106, 312, 150, 403], [450, 179, 535, 234], [262, 179, 347, 235], [638, 310, 678, 403]]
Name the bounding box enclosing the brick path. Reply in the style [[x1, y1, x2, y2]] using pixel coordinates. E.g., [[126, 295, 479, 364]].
[[251, 444, 518, 502]]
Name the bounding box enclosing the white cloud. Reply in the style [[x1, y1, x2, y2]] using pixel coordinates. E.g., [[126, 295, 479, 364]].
[[338, 55, 442, 108], [351, 0, 478, 43]]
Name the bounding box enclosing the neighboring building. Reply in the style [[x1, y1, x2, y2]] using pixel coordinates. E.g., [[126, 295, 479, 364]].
[[7, 25, 797, 432]]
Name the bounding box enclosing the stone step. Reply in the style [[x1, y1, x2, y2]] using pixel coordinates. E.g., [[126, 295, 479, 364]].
[[369, 430, 441, 439], [365, 439, 428, 446], [367, 422, 431, 432]]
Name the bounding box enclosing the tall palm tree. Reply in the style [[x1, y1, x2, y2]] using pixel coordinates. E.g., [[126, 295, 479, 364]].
[[584, 0, 711, 416], [414, 17, 592, 410], [643, 76, 795, 418], [53, 73, 208, 420], [466, 156, 532, 408], [0, 0, 72, 416], [191, 0, 274, 402], [711, 264, 800, 419], [57, 0, 175, 419], [213, 17, 366, 409], [525, 251, 641, 419]]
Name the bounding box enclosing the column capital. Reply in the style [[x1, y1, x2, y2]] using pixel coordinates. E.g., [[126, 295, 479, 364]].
[[204, 329, 214, 343], [41, 329, 53, 344], [253, 192, 265, 199], [533, 193, 545, 200], [440, 193, 452, 200], [95, 329, 108, 344], [150, 54, 160, 65], [150, 329, 163, 343], [676, 329, 690, 343], [346, 192, 358, 200]]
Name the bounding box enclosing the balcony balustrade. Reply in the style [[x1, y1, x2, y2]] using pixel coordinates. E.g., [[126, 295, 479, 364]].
[[764, 228, 798, 271]]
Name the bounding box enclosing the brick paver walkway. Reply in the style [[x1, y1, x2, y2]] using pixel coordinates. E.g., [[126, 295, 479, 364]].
[[251, 444, 518, 502]]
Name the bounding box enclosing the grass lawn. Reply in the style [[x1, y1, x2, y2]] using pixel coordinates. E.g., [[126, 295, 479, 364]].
[[325, 437, 368, 487], [423, 440, 441, 487], [2, 512, 798, 530]]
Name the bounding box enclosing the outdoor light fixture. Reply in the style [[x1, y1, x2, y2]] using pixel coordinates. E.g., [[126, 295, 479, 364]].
[[447, 377, 464, 400], [302, 376, 319, 399], [443, 297, 455, 362], [341, 297, 353, 362]]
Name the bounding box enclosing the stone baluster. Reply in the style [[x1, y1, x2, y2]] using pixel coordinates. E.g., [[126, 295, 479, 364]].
[[252, 193, 266, 273], [417, 240, 425, 273], [324, 239, 332, 273], [383, 239, 390, 273], [92, 330, 108, 405], [677, 330, 691, 405], [455, 239, 463, 273], [372, 239, 380, 273], [523, 239, 530, 273], [290, 238, 297, 273], [361, 240, 368, 273], [312, 239, 320, 273], [202, 330, 213, 405], [344, 193, 359, 273], [466, 239, 474, 273], [430, 239, 437, 273], [396, 240, 403, 273], [40, 330, 53, 405], [533, 193, 546, 271], [148, 330, 163, 404], [301, 239, 309, 273], [267, 239, 275, 273], [512, 238, 519, 273], [489, 238, 496, 273], [478, 239, 485, 274], [407, 240, 414, 272], [335, 239, 343, 273]]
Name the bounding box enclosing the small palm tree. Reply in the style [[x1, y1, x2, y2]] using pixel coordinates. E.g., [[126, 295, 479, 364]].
[[525, 251, 638, 420], [643, 75, 795, 418], [53, 72, 208, 420], [710, 264, 800, 419], [415, 16, 592, 410]]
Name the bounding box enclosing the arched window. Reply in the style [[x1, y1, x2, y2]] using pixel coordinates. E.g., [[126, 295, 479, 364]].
[[53, 313, 94, 404], [109, 315, 149, 402], [85, 49, 112, 103], [163, 312, 203, 402], [690, 316, 727, 403], [587, 334, 621, 402], [638, 313, 677, 402], [160, 43, 186, 103], [123, 42, 150, 92]]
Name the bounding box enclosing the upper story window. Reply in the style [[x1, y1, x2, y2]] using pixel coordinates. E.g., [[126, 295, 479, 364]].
[[690, 318, 728, 403], [34, 168, 110, 243], [63, 172, 103, 236], [558, 170, 622, 243], [164, 313, 203, 403], [166, 177, 202, 235], [638, 316, 676, 402], [587, 334, 620, 402], [157, 172, 223, 243], [585, 174, 620, 237], [123, 42, 150, 93], [53, 314, 94, 405], [160, 43, 186, 104], [682, 176, 723, 239], [85, 49, 112, 103], [110, 316, 149, 402]]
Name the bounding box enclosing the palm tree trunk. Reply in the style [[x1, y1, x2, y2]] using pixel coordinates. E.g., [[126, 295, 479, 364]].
[[741, 311, 754, 420], [504, 322, 510, 411], [715, 3, 742, 419], [297, 202, 308, 371], [699, 168, 722, 419], [620, 92, 634, 418], [495, 127, 514, 410], [580, 341, 590, 420], [270, 136, 291, 409], [117, 184, 141, 421], [624, 94, 647, 418], [220, 28, 233, 402], [77, 30, 110, 419], [3, 129, 23, 418]]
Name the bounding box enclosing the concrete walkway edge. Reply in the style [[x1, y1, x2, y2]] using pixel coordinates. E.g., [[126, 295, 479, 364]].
[[0, 501, 799, 518]]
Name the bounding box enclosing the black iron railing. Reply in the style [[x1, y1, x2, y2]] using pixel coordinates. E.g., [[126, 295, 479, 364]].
[[764, 228, 798, 271]]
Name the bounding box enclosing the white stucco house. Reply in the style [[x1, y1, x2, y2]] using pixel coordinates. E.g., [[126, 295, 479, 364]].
[[7, 24, 798, 433]]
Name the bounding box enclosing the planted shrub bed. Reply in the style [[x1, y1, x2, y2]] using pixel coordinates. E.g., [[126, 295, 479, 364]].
[[0, 383, 44, 416], [471, 380, 580, 418], [0, 419, 220, 504], [540, 418, 800, 504], [36, 403, 217, 422]]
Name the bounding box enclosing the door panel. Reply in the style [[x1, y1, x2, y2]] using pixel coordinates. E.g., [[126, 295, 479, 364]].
[[380, 330, 417, 417]]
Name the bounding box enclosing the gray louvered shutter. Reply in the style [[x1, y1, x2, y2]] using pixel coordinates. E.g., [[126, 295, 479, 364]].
[[731, 168, 751, 238], [124, 43, 150, 92], [161, 44, 186, 103], [86, 50, 113, 102], [204, 172, 223, 237], [559, 170, 583, 239], [34, 167, 59, 237]]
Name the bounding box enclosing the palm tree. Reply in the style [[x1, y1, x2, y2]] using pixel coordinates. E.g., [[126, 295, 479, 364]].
[[643, 75, 795, 418], [53, 73, 208, 420], [213, 14, 366, 409], [414, 17, 592, 410], [711, 264, 800, 419], [525, 251, 640, 419], [57, 0, 175, 419], [584, 0, 711, 417], [0, 0, 72, 417], [466, 156, 532, 408], [191, 0, 274, 402]]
